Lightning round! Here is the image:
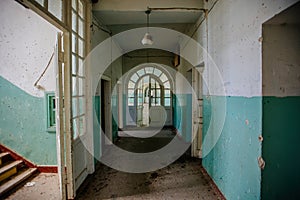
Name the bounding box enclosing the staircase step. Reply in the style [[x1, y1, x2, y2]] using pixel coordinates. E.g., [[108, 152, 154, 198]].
[[0, 160, 23, 182], [0, 153, 10, 165], [0, 168, 38, 196]]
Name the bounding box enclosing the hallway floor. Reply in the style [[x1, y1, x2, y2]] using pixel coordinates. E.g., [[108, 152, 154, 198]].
[[76, 129, 221, 200]]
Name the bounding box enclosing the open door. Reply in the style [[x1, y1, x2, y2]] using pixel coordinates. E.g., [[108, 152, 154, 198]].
[[55, 32, 66, 200], [191, 65, 204, 158]]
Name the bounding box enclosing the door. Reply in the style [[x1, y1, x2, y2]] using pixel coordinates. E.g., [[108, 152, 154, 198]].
[[55, 32, 66, 200], [191, 65, 204, 158]]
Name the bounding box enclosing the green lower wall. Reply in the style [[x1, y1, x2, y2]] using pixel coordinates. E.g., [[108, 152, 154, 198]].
[[93, 96, 101, 162], [0, 76, 57, 165], [261, 96, 300, 199], [203, 95, 262, 200]]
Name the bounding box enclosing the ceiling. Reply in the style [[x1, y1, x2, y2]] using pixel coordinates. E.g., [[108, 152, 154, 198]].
[[92, 0, 204, 26]]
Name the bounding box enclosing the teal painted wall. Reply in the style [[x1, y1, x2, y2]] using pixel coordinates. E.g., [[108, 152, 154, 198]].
[[261, 96, 300, 199], [0, 76, 57, 165], [203, 95, 262, 200]]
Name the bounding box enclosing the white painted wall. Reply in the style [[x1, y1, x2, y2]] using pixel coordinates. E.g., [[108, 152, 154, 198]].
[[263, 24, 300, 96], [180, 0, 299, 97], [0, 0, 59, 97]]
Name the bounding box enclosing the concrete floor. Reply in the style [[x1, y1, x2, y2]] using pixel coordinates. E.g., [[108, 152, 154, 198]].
[[76, 129, 221, 200], [4, 129, 222, 200], [5, 173, 60, 200]]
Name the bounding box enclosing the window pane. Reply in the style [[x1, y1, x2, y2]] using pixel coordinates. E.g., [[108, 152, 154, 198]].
[[73, 118, 78, 139], [36, 0, 44, 6], [164, 81, 170, 89], [72, 34, 76, 53], [78, 38, 84, 57], [72, 0, 77, 9], [72, 11, 77, 32], [48, 0, 62, 20], [160, 73, 168, 82], [130, 73, 139, 82], [78, 18, 84, 38], [72, 77, 77, 96], [145, 67, 153, 74], [165, 98, 171, 106], [72, 98, 78, 117], [72, 55, 77, 75], [79, 116, 85, 136], [128, 98, 134, 106], [128, 89, 134, 98], [128, 81, 135, 89], [78, 58, 84, 76], [78, 97, 85, 115], [156, 89, 161, 97], [78, 0, 84, 19], [153, 68, 162, 77], [137, 69, 145, 77], [165, 89, 171, 97], [78, 78, 84, 96]]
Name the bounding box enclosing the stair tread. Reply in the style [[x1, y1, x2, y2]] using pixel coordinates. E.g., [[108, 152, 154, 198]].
[[0, 168, 38, 195], [0, 160, 23, 174], [0, 152, 9, 159]]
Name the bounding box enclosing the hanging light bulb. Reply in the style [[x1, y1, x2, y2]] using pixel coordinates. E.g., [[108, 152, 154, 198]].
[[141, 9, 153, 45]]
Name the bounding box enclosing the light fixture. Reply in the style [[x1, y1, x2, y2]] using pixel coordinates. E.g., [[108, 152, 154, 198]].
[[141, 9, 153, 45]]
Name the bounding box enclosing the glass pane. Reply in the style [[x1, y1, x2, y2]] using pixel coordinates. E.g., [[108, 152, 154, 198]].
[[164, 81, 170, 89], [154, 68, 162, 77], [137, 69, 145, 77], [78, 18, 84, 38], [128, 81, 135, 89], [78, 97, 85, 115], [165, 98, 171, 106], [156, 90, 161, 97], [72, 55, 77, 75], [128, 89, 134, 98], [72, 98, 78, 117], [78, 38, 84, 57], [156, 98, 161, 105], [78, 78, 84, 96], [73, 118, 78, 139], [72, 11, 77, 32], [79, 116, 85, 136], [160, 73, 168, 82], [36, 0, 44, 6], [145, 67, 153, 74], [128, 98, 134, 106], [48, 0, 62, 20], [130, 73, 139, 82], [165, 89, 171, 97], [78, 0, 84, 19], [72, 34, 76, 53], [72, 0, 77, 9], [78, 58, 84, 76], [72, 77, 77, 96]]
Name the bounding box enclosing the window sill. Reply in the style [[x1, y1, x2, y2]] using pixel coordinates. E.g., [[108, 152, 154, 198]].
[[47, 127, 56, 133]]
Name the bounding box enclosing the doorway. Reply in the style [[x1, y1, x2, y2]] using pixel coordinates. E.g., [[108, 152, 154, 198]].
[[101, 78, 112, 144], [262, 2, 300, 199]]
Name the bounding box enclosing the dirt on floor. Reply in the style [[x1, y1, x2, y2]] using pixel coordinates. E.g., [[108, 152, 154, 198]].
[[5, 173, 59, 200], [76, 156, 221, 200]]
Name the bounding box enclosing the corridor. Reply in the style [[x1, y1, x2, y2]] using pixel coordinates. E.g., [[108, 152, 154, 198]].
[[76, 129, 221, 200]]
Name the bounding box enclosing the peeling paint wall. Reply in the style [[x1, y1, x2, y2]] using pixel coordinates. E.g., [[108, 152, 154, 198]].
[[0, 0, 59, 165], [179, 0, 300, 199]]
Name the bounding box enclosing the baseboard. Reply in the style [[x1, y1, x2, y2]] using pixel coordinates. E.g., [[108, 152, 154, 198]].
[[0, 144, 58, 173], [37, 166, 58, 173], [200, 166, 226, 200]]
